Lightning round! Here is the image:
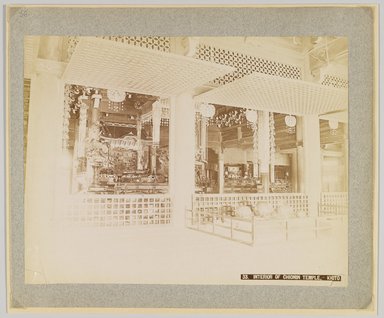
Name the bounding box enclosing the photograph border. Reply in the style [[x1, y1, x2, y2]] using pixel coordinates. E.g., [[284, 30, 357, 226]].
[[5, 4, 378, 313]]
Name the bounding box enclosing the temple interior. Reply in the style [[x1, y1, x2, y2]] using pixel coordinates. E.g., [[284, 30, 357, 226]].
[[23, 36, 349, 285]]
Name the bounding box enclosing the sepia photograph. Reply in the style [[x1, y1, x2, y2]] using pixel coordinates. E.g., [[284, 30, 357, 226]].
[[23, 35, 349, 286], [4, 4, 378, 313]]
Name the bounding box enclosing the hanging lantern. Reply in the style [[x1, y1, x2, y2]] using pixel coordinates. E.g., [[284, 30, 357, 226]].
[[107, 89, 126, 103], [329, 119, 339, 135], [285, 114, 296, 134], [200, 103, 216, 118], [285, 114, 296, 127], [245, 109, 258, 123]]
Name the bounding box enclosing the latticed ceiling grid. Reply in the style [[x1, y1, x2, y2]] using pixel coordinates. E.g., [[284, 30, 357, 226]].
[[99, 36, 170, 52], [195, 72, 348, 116], [63, 38, 234, 97], [321, 74, 349, 89], [194, 44, 302, 86], [65, 36, 170, 62]]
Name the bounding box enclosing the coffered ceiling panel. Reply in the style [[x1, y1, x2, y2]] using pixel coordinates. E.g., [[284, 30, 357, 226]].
[[62, 37, 234, 97], [194, 72, 348, 116]]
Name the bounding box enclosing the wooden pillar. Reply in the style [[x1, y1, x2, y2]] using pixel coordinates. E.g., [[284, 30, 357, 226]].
[[218, 151, 225, 194], [89, 94, 101, 186], [137, 119, 144, 171], [200, 117, 208, 161], [170, 93, 195, 227], [290, 150, 298, 193], [25, 36, 67, 282], [343, 123, 349, 192], [168, 97, 176, 196], [299, 38, 321, 215], [77, 101, 88, 158], [258, 110, 270, 193], [302, 115, 322, 217], [296, 116, 305, 193], [151, 101, 162, 174], [262, 175, 270, 193]]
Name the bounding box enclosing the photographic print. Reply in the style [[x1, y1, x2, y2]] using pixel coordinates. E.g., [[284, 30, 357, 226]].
[[23, 35, 349, 286], [6, 5, 377, 313]]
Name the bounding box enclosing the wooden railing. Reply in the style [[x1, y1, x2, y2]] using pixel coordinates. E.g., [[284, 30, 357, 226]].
[[192, 193, 309, 217], [185, 192, 349, 245], [185, 193, 310, 245], [61, 194, 171, 226], [185, 208, 254, 245], [319, 192, 348, 216]]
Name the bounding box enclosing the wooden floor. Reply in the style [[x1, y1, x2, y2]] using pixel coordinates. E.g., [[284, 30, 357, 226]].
[[25, 217, 348, 286]]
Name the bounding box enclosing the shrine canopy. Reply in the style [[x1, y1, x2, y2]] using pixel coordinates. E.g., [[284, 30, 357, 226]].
[[63, 37, 234, 98], [194, 72, 348, 116]]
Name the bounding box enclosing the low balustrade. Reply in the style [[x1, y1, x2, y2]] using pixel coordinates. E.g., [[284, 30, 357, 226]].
[[186, 208, 254, 245], [191, 193, 309, 218], [186, 193, 310, 245], [319, 192, 348, 216], [61, 194, 171, 227]]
